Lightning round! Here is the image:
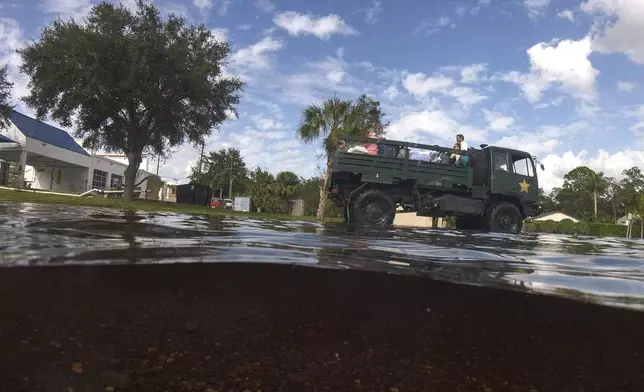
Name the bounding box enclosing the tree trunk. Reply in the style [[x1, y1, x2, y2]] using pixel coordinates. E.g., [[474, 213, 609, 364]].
[[593, 191, 598, 219], [316, 166, 329, 221], [123, 152, 143, 202]]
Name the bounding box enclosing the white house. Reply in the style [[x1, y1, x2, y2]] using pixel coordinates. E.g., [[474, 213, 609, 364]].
[[533, 211, 580, 223], [0, 110, 164, 200]]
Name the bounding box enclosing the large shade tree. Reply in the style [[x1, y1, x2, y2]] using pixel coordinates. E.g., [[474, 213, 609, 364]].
[[296, 94, 387, 220], [0, 65, 12, 128], [18, 0, 244, 200]]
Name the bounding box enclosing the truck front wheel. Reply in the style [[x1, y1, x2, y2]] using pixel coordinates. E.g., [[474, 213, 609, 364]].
[[352, 189, 396, 226], [487, 202, 523, 234]]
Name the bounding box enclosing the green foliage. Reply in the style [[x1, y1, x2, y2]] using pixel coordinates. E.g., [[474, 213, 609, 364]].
[[0, 65, 12, 128], [18, 0, 243, 200], [523, 219, 590, 235], [588, 223, 628, 237], [524, 219, 642, 237], [189, 148, 247, 197], [246, 168, 307, 214], [541, 165, 644, 232], [296, 94, 388, 220]]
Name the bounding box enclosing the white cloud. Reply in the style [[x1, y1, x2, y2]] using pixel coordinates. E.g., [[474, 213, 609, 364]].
[[496, 121, 586, 154], [216, 0, 232, 15], [237, 24, 252, 31], [413, 16, 452, 36], [254, 0, 275, 13], [251, 114, 286, 130], [539, 149, 644, 191], [523, 0, 551, 18], [618, 81, 635, 92], [499, 36, 598, 103], [401, 71, 487, 106], [231, 36, 284, 70], [384, 85, 400, 101], [471, 0, 492, 16], [193, 0, 212, 11], [41, 0, 92, 20], [210, 28, 229, 43], [0, 17, 29, 111], [273, 11, 358, 39], [582, 0, 644, 65], [402, 72, 454, 97], [460, 63, 487, 83], [482, 109, 515, 131], [387, 110, 487, 144], [557, 9, 575, 21], [365, 1, 383, 24]]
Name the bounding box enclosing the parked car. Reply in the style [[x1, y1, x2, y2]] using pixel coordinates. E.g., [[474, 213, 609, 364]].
[[223, 198, 233, 208], [210, 198, 223, 208]]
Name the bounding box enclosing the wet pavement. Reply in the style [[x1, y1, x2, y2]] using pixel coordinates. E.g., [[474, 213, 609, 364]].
[[1, 201, 644, 391]]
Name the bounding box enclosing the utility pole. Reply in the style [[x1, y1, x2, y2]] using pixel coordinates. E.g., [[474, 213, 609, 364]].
[[197, 141, 205, 183], [156, 156, 160, 175], [228, 154, 233, 199]]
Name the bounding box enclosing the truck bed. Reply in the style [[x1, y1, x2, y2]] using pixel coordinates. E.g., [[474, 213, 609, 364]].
[[332, 152, 473, 189]]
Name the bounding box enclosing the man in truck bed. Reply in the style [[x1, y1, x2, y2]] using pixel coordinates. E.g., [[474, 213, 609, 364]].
[[326, 136, 542, 234]]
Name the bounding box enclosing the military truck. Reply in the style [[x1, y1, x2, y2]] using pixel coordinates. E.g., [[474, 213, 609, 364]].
[[327, 136, 543, 234]]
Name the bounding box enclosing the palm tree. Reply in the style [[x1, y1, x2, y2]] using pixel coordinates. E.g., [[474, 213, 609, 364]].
[[296, 97, 361, 220], [587, 170, 608, 219]]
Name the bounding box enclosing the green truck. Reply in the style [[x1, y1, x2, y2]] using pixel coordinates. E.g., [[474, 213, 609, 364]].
[[327, 137, 543, 234]]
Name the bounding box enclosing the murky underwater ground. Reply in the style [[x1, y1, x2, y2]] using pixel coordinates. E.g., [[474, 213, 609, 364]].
[[1, 201, 644, 391]]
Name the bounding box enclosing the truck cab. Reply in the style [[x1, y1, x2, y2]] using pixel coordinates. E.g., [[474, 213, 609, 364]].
[[327, 137, 542, 234]]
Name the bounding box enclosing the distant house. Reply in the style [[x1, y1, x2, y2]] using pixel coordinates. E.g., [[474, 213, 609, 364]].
[[533, 211, 580, 223], [617, 214, 639, 226], [0, 110, 164, 199]]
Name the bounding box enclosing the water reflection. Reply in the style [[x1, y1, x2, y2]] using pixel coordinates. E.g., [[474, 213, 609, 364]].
[[1, 201, 644, 310]]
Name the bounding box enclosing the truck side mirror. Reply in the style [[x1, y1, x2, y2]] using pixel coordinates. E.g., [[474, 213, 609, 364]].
[[540, 164, 545, 171]]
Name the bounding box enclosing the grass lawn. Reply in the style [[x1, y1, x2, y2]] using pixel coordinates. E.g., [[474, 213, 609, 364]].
[[0, 188, 340, 222]]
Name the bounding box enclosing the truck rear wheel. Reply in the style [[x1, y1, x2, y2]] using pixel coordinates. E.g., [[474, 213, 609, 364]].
[[487, 202, 523, 234], [352, 189, 396, 226]]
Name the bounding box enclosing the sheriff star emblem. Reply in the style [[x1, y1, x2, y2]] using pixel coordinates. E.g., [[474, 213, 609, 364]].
[[519, 179, 530, 193]]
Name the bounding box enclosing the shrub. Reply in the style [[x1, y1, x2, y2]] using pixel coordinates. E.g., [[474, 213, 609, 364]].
[[524, 219, 591, 235]]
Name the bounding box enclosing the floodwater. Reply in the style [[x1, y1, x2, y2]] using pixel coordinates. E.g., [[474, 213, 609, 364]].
[[1, 201, 644, 310], [1, 201, 644, 391]]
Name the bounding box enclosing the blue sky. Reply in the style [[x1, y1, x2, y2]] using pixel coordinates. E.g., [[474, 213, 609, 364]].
[[1, 0, 644, 190]]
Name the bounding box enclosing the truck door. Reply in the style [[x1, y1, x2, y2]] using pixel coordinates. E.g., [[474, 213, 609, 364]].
[[489, 149, 537, 202], [489, 150, 513, 195]]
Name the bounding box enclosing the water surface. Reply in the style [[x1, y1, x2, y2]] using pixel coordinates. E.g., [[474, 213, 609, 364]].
[[1, 201, 644, 310]]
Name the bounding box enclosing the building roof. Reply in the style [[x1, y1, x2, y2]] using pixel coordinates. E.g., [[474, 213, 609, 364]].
[[10, 111, 90, 156], [0, 134, 16, 143], [534, 211, 578, 221]]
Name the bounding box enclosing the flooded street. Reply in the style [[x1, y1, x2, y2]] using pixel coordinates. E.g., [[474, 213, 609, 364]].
[[1, 201, 644, 391], [1, 201, 644, 310]]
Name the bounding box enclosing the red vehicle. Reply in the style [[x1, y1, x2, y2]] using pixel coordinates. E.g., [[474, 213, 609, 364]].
[[210, 198, 223, 208]]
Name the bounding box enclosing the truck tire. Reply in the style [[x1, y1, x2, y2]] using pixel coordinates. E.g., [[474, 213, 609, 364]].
[[469, 148, 488, 186], [486, 202, 523, 234], [352, 189, 396, 227]]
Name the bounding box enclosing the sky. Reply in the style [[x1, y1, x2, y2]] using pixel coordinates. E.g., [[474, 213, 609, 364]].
[[1, 0, 644, 191]]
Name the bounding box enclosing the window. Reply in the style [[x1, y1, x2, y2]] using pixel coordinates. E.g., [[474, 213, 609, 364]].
[[493, 151, 509, 171], [512, 157, 535, 177], [92, 169, 107, 189], [110, 174, 123, 189]]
